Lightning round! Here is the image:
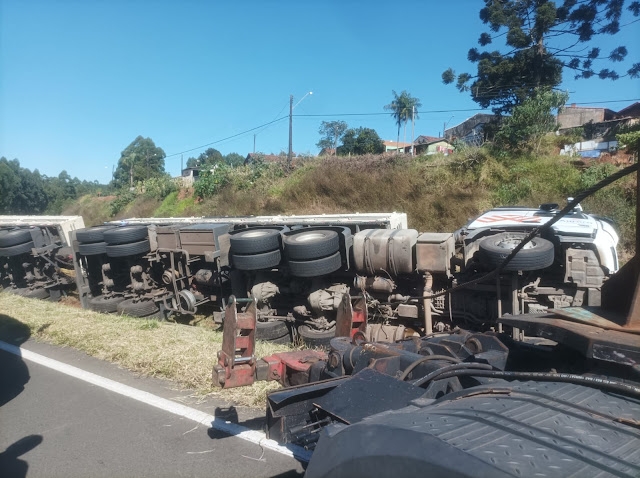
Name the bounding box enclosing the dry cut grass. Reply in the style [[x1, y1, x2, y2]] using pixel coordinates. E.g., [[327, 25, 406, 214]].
[[0, 292, 291, 407]]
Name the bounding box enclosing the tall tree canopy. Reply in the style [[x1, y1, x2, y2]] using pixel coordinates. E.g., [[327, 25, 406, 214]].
[[316, 120, 348, 153], [384, 91, 422, 146], [186, 148, 223, 169], [443, 0, 640, 114], [337, 128, 385, 156], [113, 136, 166, 188]]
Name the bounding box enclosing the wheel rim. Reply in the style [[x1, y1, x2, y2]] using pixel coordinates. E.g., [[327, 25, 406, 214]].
[[494, 236, 536, 250], [294, 232, 327, 243]]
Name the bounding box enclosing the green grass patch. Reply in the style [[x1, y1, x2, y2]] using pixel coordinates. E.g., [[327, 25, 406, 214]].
[[0, 292, 291, 407], [154, 191, 196, 217]]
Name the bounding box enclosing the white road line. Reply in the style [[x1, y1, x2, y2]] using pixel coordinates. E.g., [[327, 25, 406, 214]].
[[0, 340, 311, 463]]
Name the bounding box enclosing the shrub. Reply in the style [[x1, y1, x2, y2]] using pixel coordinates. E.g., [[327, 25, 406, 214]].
[[193, 166, 232, 199], [142, 175, 178, 201], [109, 190, 137, 216]]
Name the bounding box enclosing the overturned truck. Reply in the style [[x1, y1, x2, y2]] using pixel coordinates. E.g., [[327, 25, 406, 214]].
[[70, 203, 619, 347], [0, 215, 84, 300], [210, 176, 640, 477]]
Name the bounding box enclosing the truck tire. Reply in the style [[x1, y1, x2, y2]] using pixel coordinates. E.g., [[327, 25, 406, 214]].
[[298, 325, 335, 348], [0, 241, 35, 257], [288, 251, 342, 277], [0, 229, 32, 247], [75, 226, 116, 243], [256, 320, 291, 343], [479, 232, 554, 272], [229, 228, 282, 254], [89, 295, 125, 313], [283, 230, 339, 260], [106, 239, 150, 258], [78, 241, 107, 256], [103, 226, 148, 245], [12, 287, 50, 300], [141, 309, 169, 320], [231, 249, 281, 270], [117, 298, 159, 317]]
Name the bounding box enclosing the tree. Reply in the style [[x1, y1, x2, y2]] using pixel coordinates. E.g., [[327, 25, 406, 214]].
[[337, 128, 385, 156], [224, 152, 245, 168], [112, 136, 166, 188], [496, 88, 569, 152], [617, 123, 640, 159], [0, 158, 20, 212], [186, 148, 224, 169], [384, 91, 422, 149], [316, 121, 348, 154], [443, 0, 640, 114]]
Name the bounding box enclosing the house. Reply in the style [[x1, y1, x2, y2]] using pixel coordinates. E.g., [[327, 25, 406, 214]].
[[558, 102, 640, 157], [411, 136, 454, 155], [614, 102, 640, 120], [444, 113, 499, 145], [383, 141, 412, 153], [557, 104, 617, 129], [178, 167, 203, 187]]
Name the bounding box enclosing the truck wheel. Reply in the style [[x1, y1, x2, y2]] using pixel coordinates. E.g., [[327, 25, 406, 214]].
[[479, 232, 554, 271], [103, 226, 148, 245], [78, 241, 107, 256], [106, 239, 150, 258], [0, 241, 35, 257], [117, 298, 159, 317], [298, 325, 335, 348], [283, 230, 339, 260], [140, 307, 170, 321], [89, 295, 125, 313], [0, 229, 32, 248], [256, 320, 291, 343], [13, 287, 50, 299], [75, 226, 116, 243], [229, 228, 283, 254], [231, 249, 281, 270], [288, 251, 342, 277]]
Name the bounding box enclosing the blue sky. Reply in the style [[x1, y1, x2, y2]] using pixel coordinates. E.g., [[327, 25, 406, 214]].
[[1, 0, 639, 184]]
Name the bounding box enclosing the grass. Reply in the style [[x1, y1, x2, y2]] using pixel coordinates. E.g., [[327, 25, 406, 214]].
[[62, 194, 115, 226], [0, 292, 291, 407], [154, 190, 196, 217], [63, 150, 637, 259]]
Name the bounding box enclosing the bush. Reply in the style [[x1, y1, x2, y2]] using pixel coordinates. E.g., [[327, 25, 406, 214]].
[[109, 190, 137, 216], [142, 175, 178, 201], [193, 166, 232, 199]]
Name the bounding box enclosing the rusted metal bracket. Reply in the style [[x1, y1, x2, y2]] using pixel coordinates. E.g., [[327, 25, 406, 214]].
[[335, 294, 367, 338], [257, 350, 327, 386], [213, 296, 257, 389]]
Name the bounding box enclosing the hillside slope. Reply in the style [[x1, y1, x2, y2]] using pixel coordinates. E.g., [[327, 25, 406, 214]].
[[64, 151, 637, 259]]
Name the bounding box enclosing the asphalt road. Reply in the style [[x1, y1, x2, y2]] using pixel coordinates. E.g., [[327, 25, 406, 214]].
[[0, 339, 305, 478]]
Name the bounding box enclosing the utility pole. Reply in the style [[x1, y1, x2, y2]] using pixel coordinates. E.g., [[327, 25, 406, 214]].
[[411, 105, 415, 156], [288, 94, 293, 171], [253, 134, 256, 154], [181, 154, 183, 173]]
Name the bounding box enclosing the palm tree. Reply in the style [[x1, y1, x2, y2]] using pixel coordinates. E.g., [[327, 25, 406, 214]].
[[384, 90, 422, 152]]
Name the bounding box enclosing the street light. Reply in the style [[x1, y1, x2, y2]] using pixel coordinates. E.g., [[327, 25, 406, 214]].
[[443, 115, 455, 138], [293, 91, 313, 110], [288, 91, 313, 170]]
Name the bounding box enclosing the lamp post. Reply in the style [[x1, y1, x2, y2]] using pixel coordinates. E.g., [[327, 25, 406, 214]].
[[288, 91, 313, 170], [443, 115, 455, 139]]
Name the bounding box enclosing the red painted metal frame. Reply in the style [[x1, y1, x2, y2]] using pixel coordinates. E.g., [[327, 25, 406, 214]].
[[261, 350, 328, 386], [213, 296, 257, 389]]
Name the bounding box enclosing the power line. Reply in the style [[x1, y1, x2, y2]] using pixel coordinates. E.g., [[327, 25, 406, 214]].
[[165, 116, 288, 159], [164, 97, 639, 159]]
